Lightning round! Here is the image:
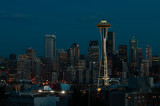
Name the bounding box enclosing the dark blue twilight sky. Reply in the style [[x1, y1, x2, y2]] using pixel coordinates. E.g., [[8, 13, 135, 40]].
[[0, 0, 160, 57]]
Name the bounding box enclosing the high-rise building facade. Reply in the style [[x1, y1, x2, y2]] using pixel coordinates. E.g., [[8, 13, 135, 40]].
[[107, 32, 115, 70], [33, 58, 41, 82], [26, 48, 36, 78], [67, 48, 74, 66], [26, 48, 36, 60], [40, 57, 52, 81], [146, 45, 152, 68], [58, 52, 68, 80], [141, 60, 149, 77], [129, 37, 138, 66], [137, 48, 143, 67], [75, 59, 86, 84], [44, 34, 56, 62], [68, 43, 80, 66], [107, 31, 115, 56], [9, 54, 17, 74], [88, 41, 100, 84], [118, 45, 128, 62], [17, 55, 30, 80], [88, 41, 100, 67]]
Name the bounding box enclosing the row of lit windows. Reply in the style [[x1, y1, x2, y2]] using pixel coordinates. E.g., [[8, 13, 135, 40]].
[[152, 96, 160, 99], [128, 96, 160, 99]]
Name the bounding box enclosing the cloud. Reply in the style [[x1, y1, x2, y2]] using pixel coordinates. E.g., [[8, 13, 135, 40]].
[[0, 10, 36, 23]]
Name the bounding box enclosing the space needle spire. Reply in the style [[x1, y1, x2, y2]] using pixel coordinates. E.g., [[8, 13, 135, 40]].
[[96, 19, 111, 86]]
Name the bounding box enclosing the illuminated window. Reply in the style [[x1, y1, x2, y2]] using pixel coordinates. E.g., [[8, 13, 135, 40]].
[[152, 96, 156, 99], [128, 96, 131, 99]]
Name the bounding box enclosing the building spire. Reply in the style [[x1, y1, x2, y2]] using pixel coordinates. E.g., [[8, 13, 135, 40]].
[[102, 13, 105, 20]]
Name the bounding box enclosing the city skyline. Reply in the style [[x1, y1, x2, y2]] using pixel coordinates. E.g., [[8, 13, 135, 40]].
[[1, 1, 160, 106], [0, 0, 160, 57]]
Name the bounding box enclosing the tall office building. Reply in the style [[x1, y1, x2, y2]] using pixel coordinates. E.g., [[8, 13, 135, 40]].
[[129, 36, 138, 66], [137, 48, 143, 67], [146, 45, 152, 68], [75, 59, 86, 84], [44, 34, 56, 62], [33, 58, 41, 82], [26, 48, 36, 60], [67, 48, 74, 66], [107, 32, 115, 70], [58, 52, 68, 80], [17, 49, 41, 81], [141, 60, 149, 77], [107, 31, 115, 55], [88, 41, 100, 67], [117, 46, 128, 79], [56, 49, 65, 58], [9, 54, 17, 74], [68, 43, 80, 66], [72, 43, 80, 65], [56, 49, 66, 62], [10, 54, 16, 60], [112, 54, 122, 77], [118, 45, 128, 62], [26, 48, 36, 78], [88, 41, 100, 84], [40, 57, 52, 81], [17, 55, 30, 80]]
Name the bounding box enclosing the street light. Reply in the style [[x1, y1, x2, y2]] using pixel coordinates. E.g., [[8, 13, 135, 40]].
[[61, 90, 65, 94], [38, 90, 43, 93], [50, 90, 54, 93]]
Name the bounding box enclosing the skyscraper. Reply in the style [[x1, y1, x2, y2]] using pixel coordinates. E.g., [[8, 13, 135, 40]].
[[75, 59, 86, 84], [96, 19, 111, 86], [26, 48, 36, 60], [118, 45, 128, 62], [129, 36, 138, 66], [17, 55, 30, 80], [67, 48, 74, 66], [68, 43, 80, 66], [137, 48, 143, 67], [107, 31, 115, 56], [9, 54, 17, 74], [58, 52, 68, 81], [88, 41, 100, 84], [107, 32, 115, 70], [88, 41, 100, 66], [141, 60, 149, 77], [146, 45, 152, 68], [45, 34, 56, 62], [26, 48, 36, 79]]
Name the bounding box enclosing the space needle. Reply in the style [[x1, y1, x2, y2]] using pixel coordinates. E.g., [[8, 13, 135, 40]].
[[96, 19, 111, 86]]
